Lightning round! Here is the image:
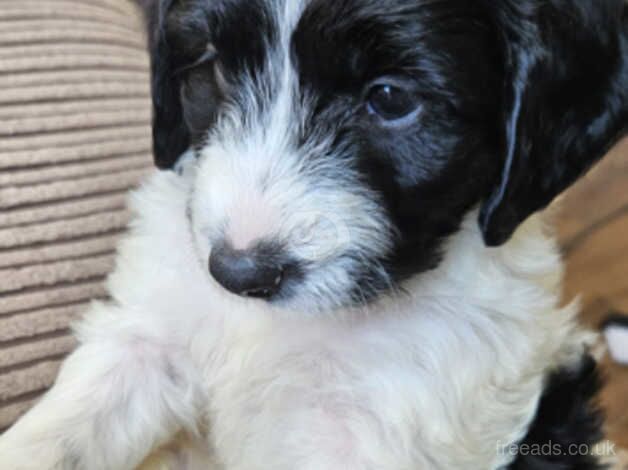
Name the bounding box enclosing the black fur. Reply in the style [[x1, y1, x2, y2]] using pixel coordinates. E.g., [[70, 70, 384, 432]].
[[294, 0, 628, 281], [507, 355, 607, 470], [141, 0, 190, 169], [140, 0, 277, 168], [293, 0, 504, 280], [141, 0, 628, 296], [479, 0, 628, 246]]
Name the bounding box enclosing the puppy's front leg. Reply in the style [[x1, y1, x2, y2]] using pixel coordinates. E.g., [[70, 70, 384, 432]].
[[0, 304, 204, 470]]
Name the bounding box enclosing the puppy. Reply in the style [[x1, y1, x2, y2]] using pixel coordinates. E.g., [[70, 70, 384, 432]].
[[1, 0, 627, 469]]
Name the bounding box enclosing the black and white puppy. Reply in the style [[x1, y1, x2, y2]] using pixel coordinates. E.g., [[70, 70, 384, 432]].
[[1, 0, 627, 469]]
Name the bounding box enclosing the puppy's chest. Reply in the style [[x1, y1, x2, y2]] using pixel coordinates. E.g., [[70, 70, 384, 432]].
[[195, 315, 536, 469]]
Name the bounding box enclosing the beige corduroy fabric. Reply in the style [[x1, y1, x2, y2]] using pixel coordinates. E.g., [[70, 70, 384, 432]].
[[0, 0, 152, 430]]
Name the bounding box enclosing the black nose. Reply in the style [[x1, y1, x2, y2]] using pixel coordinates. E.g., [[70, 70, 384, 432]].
[[209, 244, 284, 299]]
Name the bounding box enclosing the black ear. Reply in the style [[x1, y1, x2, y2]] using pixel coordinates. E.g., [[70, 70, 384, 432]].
[[141, 0, 190, 169], [479, 0, 628, 246]]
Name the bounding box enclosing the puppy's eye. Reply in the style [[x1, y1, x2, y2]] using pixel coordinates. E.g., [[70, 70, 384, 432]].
[[366, 83, 420, 123]]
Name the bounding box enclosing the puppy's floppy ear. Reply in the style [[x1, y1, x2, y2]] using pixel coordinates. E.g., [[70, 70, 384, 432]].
[[140, 0, 190, 169], [479, 0, 628, 246]]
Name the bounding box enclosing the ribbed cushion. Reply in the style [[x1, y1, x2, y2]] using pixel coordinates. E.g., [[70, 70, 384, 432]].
[[0, 0, 152, 429]]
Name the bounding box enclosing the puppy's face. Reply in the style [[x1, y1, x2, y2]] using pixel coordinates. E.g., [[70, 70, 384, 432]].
[[149, 0, 627, 313]]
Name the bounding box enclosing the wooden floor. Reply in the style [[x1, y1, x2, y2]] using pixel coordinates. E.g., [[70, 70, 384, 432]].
[[557, 137, 628, 448]]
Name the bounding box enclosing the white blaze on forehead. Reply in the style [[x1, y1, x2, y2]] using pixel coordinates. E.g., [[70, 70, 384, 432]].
[[280, 0, 309, 42], [204, 0, 312, 250], [260, 0, 309, 140]]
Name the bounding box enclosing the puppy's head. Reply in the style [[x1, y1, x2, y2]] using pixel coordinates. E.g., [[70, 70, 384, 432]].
[[144, 0, 627, 313]]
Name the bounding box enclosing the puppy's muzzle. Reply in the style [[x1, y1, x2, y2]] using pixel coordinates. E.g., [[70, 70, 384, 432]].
[[209, 242, 285, 299]]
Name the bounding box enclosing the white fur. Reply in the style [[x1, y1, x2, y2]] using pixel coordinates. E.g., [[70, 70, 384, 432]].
[[0, 167, 592, 470]]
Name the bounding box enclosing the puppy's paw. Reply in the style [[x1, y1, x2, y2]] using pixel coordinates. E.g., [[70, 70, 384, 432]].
[[0, 442, 64, 470]]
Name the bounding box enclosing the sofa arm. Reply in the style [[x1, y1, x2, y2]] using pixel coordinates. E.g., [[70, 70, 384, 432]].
[[0, 0, 152, 430]]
